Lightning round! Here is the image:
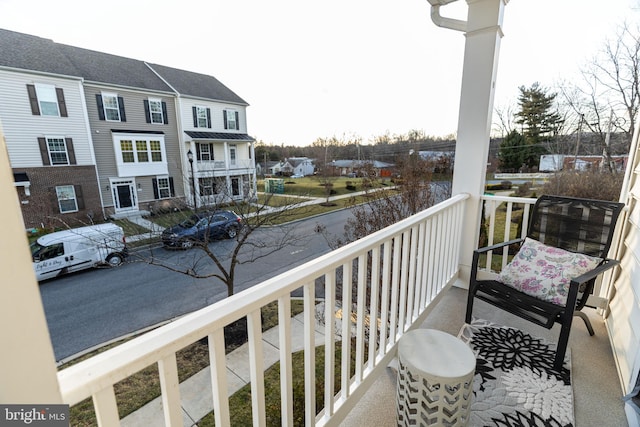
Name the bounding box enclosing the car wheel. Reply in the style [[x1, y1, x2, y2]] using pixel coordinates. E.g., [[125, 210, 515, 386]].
[[180, 239, 194, 249], [106, 253, 124, 267], [226, 227, 238, 239]]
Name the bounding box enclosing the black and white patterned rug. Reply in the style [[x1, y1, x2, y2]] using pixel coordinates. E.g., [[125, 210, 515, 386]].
[[458, 319, 574, 427]]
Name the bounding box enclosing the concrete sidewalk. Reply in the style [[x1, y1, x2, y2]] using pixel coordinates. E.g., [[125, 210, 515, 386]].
[[121, 310, 327, 426]]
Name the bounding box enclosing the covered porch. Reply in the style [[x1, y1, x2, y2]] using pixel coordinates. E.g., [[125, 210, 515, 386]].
[[2, 0, 638, 426]]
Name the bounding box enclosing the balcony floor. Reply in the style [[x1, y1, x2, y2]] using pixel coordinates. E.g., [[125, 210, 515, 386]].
[[340, 285, 628, 427]]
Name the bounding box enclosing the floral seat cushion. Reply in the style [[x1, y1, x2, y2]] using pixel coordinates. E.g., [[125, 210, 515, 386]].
[[498, 237, 602, 306]]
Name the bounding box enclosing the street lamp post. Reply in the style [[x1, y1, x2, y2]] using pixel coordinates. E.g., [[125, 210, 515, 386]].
[[187, 149, 197, 211]]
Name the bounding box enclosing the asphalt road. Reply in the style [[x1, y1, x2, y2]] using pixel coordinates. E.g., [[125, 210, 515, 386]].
[[39, 209, 352, 362]]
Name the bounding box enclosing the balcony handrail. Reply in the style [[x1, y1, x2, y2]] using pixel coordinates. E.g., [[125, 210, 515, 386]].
[[57, 193, 469, 426]]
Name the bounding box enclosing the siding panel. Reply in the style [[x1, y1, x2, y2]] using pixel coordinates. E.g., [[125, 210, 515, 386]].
[[0, 70, 94, 167]]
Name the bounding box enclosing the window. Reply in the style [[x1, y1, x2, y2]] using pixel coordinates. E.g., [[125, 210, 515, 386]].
[[146, 98, 166, 124], [230, 145, 237, 165], [26, 84, 68, 117], [193, 106, 211, 128], [120, 139, 163, 164], [113, 133, 168, 176], [198, 177, 215, 196], [47, 137, 69, 165], [121, 140, 135, 163], [97, 92, 126, 121], [197, 143, 214, 161], [150, 140, 162, 161], [156, 177, 171, 199], [56, 185, 78, 213], [38, 137, 75, 166], [103, 93, 120, 121], [35, 84, 60, 116], [224, 110, 239, 130]]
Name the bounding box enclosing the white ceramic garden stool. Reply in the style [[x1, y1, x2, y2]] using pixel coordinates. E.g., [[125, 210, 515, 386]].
[[396, 329, 476, 427]]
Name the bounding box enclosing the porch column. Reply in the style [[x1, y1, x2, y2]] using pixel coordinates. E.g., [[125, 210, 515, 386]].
[[451, 0, 507, 287], [0, 122, 62, 403]]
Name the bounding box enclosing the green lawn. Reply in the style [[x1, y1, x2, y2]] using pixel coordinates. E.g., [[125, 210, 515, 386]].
[[67, 300, 306, 426], [259, 176, 392, 198]]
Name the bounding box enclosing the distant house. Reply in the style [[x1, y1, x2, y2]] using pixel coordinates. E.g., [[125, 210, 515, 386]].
[[328, 159, 394, 177], [539, 154, 628, 172], [287, 157, 315, 176]]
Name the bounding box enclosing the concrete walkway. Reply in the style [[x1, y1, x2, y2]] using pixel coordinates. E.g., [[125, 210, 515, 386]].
[[116, 189, 388, 425], [121, 310, 328, 426]]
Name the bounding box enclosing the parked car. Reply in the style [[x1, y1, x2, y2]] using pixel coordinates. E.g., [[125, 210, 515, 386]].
[[161, 210, 243, 249], [30, 223, 128, 281], [290, 173, 304, 178]]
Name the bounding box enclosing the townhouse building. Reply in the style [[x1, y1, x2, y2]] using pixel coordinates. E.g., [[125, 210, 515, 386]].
[[0, 29, 102, 229], [0, 28, 255, 227], [147, 63, 255, 208]]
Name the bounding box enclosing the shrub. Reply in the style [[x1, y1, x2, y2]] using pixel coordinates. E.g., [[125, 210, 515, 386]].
[[541, 170, 624, 202]]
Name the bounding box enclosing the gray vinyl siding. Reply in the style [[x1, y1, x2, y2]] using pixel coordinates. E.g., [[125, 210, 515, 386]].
[[83, 84, 184, 207], [0, 70, 94, 167]]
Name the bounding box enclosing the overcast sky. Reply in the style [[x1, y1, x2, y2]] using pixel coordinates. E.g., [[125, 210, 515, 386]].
[[1, 0, 637, 146]]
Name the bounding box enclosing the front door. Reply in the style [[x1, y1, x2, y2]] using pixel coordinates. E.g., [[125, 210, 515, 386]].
[[112, 179, 137, 213], [231, 177, 241, 197]]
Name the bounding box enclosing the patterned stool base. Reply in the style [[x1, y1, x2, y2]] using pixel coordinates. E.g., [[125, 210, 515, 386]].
[[395, 330, 475, 427], [397, 357, 473, 426]]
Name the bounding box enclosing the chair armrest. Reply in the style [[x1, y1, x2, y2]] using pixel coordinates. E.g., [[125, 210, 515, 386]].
[[474, 238, 524, 255], [471, 238, 524, 282], [570, 258, 620, 286]]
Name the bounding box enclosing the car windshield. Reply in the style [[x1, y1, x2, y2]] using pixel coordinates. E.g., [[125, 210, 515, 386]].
[[179, 216, 200, 228], [30, 241, 45, 257]]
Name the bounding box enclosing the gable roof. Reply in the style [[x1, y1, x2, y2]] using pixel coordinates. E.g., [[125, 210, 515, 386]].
[[0, 28, 247, 104], [56, 44, 172, 92], [0, 29, 79, 77], [148, 63, 248, 105]]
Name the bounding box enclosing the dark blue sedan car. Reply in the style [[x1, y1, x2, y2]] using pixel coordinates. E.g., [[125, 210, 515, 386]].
[[161, 210, 243, 249]]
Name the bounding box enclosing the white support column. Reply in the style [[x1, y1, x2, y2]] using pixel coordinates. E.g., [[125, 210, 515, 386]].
[[452, 0, 507, 287], [0, 121, 62, 403]]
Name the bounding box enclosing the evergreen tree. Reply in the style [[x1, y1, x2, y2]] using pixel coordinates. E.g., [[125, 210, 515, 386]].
[[514, 82, 563, 168], [498, 129, 526, 171]]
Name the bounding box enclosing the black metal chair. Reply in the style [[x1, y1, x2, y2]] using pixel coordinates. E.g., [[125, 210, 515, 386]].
[[466, 195, 625, 371]]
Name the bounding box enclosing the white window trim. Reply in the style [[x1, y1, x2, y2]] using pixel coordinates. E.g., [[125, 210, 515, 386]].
[[113, 133, 168, 177], [102, 91, 121, 122], [46, 136, 69, 165], [229, 144, 237, 165], [196, 106, 209, 128], [149, 98, 164, 124], [225, 109, 238, 130], [156, 175, 171, 199], [56, 185, 78, 213], [35, 83, 60, 117]]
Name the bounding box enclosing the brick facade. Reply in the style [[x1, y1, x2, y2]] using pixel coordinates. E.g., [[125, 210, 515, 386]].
[[13, 165, 103, 230]]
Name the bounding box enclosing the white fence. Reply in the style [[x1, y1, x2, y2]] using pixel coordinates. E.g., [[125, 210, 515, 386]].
[[57, 194, 468, 426]]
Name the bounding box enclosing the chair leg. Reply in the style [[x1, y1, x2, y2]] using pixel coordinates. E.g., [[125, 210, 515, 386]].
[[465, 286, 475, 324], [574, 311, 595, 336], [554, 311, 576, 372]]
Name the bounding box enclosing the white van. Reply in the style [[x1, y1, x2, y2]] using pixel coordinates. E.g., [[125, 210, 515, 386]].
[[30, 223, 128, 281]]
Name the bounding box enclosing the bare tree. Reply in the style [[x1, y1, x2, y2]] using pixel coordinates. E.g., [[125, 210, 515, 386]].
[[559, 22, 640, 170], [138, 180, 311, 298], [317, 152, 442, 249]]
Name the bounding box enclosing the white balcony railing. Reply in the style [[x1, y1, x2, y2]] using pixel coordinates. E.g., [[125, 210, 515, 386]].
[[56, 193, 469, 426], [197, 158, 254, 171]]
